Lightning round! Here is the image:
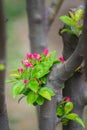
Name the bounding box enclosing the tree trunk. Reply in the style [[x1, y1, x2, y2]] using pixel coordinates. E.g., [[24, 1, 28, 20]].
[[26, 0, 48, 53], [26, 1, 63, 130], [0, 0, 9, 130], [60, 32, 85, 130]]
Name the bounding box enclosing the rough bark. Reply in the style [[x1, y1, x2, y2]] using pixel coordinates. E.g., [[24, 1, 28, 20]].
[[26, 0, 48, 53], [84, 0, 87, 80], [0, 1, 9, 130], [59, 32, 84, 130]]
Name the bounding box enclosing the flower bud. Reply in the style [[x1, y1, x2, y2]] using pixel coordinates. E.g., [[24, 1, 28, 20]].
[[18, 68, 24, 72], [65, 96, 71, 102], [24, 80, 28, 84], [43, 48, 49, 56]]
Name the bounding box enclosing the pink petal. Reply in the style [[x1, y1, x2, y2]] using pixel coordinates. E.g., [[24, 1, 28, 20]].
[[24, 80, 28, 84], [43, 48, 49, 56], [59, 56, 65, 62], [26, 53, 34, 59]]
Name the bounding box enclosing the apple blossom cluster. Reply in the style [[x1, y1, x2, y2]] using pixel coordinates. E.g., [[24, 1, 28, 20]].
[[7, 48, 63, 105]]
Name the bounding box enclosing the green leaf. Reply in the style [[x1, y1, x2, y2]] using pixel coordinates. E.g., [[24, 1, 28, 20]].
[[43, 51, 57, 67], [40, 77, 47, 84], [65, 113, 85, 128], [36, 95, 44, 105], [59, 15, 76, 26], [31, 64, 49, 79], [27, 91, 38, 104], [39, 87, 53, 100], [31, 51, 57, 79], [44, 87, 55, 96], [61, 28, 75, 35], [12, 82, 25, 98], [47, 51, 58, 65], [56, 104, 64, 117], [64, 101, 73, 113], [69, 11, 75, 19], [75, 117, 85, 128], [33, 102, 38, 106], [53, 60, 60, 65], [5, 78, 17, 83], [22, 68, 30, 79], [28, 79, 39, 93], [65, 113, 78, 120], [75, 9, 84, 22], [20, 87, 30, 95], [48, 51, 57, 61], [41, 61, 52, 70]]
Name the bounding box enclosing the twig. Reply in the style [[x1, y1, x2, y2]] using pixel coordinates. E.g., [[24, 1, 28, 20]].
[[48, 0, 64, 26]]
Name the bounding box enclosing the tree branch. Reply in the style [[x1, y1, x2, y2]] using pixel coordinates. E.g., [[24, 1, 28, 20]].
[[48, 0, 64, 26], [49, 36, 83, 87]]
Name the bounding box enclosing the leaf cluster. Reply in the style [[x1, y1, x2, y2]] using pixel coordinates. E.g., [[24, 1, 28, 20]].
[[56, 98, 85, 128], [59, 8, 84, 36], [6, 50, 60, 105]]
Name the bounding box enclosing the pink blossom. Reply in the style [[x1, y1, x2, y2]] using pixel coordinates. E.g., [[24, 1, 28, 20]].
[[43, 48, 49, 56], [26, 53, 34, 59], [22, 59, 33, 68], [24, 79, 28, 84], [22, 59, 29, 68], [28, 62, 33, 68], [25, 62, 31, 68], [65, 97, 71, 102], [25, 62, 33, 68], [18, 68, 24, 72], [59, 56, 65, 62], [33, 53, 41, 60], [22, 59, 28, 64]]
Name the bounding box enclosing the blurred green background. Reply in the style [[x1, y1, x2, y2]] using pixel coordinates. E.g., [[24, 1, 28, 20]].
[[5, 0, 27, 70], [4, 0, 87, 130]]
